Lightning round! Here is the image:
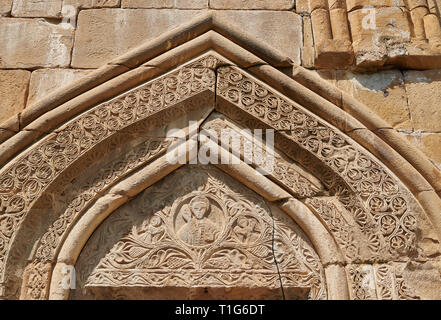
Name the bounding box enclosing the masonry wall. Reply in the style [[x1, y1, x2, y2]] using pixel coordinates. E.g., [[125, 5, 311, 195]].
[[0, 0, 441, 173]]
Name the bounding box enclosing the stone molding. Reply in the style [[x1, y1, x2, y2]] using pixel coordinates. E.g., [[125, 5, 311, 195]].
[[0, 13, 439, 199], [0, 14, 440, 300]]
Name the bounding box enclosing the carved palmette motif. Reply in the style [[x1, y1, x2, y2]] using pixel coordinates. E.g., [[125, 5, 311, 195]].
[[0, 55, 218, 293], [0, 50, 430, 300], [80, 166, 327, 300], [347, 263, 420, 300], [216, 66, 419, 259]]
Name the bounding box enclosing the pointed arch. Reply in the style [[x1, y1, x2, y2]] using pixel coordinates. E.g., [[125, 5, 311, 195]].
[[0, 13, 439, 300]]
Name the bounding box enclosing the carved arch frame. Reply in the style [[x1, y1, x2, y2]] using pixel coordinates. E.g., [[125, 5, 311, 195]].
[[0, 12, 440, 300]]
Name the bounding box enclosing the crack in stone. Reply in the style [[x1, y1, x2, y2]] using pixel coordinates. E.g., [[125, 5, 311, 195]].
[[267, 199, 286, 300], [211, 66, 287, 299]]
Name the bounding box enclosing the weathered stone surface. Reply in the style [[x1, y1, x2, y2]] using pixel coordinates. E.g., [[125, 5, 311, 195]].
[[337, 70, 412, 129], [63, 0, 120, 8], [404, 69, 441, 131], [72, 165, 327, 300], [72, 9, 302, 68], [301, 15, 314, 68], [216, 11, 302, 65], [210, 0, 294, 10], [402, 132, 441, 170], [122, 0, 207, 8], [11, 0, 62, 18], [348, 7, 412, 68], [0, 70, 30, 125], [27, 69, 91, 106], [0, 9, 441, 301], [0, 18, 73, 68], [0, 0, 12, 16], [402, 261, 441, 300], [346, 0, 406, 11], [314, 39, 354, 69], [72, 9, 202, 68], [295, 0, 309, 14]]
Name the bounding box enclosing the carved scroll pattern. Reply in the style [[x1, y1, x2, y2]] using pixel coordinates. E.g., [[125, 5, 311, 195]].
[[19, 138, 172, 300], [0, 55, 219, 292], [81, 166, 327, 300], [305, 198, 360, 261], [216, 66, 418, 259], [33, 139, 170, 263]]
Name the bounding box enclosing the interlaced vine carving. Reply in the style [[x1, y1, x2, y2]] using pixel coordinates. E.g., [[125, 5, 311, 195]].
[[216, 66, 418, 259], [77, 166, 327, 300], [0, 55, 218, 294], [201, 115, 325, 199]]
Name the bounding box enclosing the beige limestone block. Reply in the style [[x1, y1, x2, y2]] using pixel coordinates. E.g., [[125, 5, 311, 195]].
[[63, 0, 121, 8], [210, 0, 294, 10], [349, 7, 411, 43], [337, 70, 411, 129], [311, 8, 332, 44], [72, 9, 302, 68], [329, 8, 350, 41], [27, 69, 92, 106], [0, 70, 30, 125], [296, 0, 310, 14], [424, 14, 441, 44], [402, 261, 441, 300], [410, 6, 429, 40], [216, 10, 302, 65], [122, 0, 208, 9], [402, 132, 441, 170], [0, 18, 73, 68], [404, 69, 441, 131], [71, 9, 203, 68], [11, 0, 62, 18], [301, 15, 315, 68], [0, 0, 12, 16]]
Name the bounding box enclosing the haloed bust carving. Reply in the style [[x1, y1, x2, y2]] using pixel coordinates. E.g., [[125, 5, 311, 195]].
[[176, 195, 222, 246]]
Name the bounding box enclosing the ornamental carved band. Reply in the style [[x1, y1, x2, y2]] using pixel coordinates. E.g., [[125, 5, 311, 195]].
[[0, 51, 435, 300]]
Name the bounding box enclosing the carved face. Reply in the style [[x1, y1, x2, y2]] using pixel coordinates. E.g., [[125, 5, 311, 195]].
[[237, 216, 249, 228], [150, 216, 161, 227], [189, 196, 210, 220]]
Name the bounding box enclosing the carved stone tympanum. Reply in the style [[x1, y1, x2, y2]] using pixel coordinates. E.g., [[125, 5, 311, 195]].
[[73, 166, 327, 300]]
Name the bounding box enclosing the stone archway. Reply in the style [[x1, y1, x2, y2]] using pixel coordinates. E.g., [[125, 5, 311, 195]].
[[0, 13, 440, 300]]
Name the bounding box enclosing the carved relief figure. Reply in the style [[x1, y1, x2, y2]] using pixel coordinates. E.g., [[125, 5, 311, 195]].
[[176, 195, 221, 246], [136, 215, 164, 244], [76, 166, 327, 300], [233, 216, 261, 244]]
